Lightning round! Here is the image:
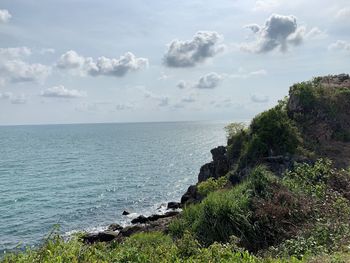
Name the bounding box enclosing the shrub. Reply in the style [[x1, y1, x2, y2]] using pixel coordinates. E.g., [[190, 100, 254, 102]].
[[283, 159, 334, 198], [225, 122, 247, 141], [249, 101, 301, 157], [197, 176, 228, 197]]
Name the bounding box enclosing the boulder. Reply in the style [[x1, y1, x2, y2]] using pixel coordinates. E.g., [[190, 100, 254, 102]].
[[167, 201, 181, 210], [131, 215, 149, 224], [83, 231, 119, 244], [181, 185, 201, 205], [122, 210, 130, 215]]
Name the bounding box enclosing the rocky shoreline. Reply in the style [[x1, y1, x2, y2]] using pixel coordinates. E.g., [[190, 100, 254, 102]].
[[82, 146, 227, 244], [82, 207, 181, 244]]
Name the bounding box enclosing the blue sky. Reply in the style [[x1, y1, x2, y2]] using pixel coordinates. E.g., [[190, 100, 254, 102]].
[[0, 0, 349, 125]]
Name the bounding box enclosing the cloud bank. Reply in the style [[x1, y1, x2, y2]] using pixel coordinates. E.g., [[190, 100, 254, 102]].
[[57, 50, 148, 77], [163, 31, 224, 67], [329, 40, 350, 52], [1, 60, 50, 83], [0, 47, 50, 83], [41, 85, 86, 98]]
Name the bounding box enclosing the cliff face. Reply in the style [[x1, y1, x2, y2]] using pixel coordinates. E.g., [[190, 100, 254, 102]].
[[182, 74, 350, 205]]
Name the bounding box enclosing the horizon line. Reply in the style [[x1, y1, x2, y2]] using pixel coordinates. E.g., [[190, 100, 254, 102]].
[[0, 119, 248, 128]]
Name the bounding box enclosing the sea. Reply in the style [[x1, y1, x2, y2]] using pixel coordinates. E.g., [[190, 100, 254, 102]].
[[0, 121, 227, 254]]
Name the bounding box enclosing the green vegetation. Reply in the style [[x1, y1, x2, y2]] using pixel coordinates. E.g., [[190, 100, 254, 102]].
[[226, 100, 303, 173], [197, 176, 228, 197], [289, 78, 350, 143], [169, 166, 309, 251]]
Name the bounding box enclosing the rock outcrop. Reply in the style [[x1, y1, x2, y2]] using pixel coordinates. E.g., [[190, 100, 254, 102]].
[[180, 146, 230, 206], [198, 146, 229, 182]]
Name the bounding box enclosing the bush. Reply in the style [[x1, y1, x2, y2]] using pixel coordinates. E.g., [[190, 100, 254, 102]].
[[226, 101, 302, 171], [249, 101, 301, 157], [197, 176, 228, 197], [225, 122, 247, 141], [283, 159, 334, 198]]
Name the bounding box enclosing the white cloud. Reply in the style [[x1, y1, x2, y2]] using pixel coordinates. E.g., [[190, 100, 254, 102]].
[[242, 14, 306, 53], [0, 47, 50, 83], [0, 9, 11, 23], [0, 47, 32, 58], [194, 72, 222, 89], [305, 27, 328, 40], [57, 50, 148, 77], [163, 31, 225, 67], [328, 40, 350, 52], [251, 93, 269, 103], [57, 50, 86, 69], [336, 7, 350, 21], [1, 60, 50, 83], [40, 85, 86, 98], [229, 68, 268, 79]]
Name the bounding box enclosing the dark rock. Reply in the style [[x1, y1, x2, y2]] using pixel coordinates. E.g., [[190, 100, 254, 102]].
[[131, 215, 149, 224], [181, 185, 201, 205], [122, 210, 130, 215], [167, 201, 181, 210], [132, 211, 179, 224], [197, 146, 229, 183], [118, 225, 144, 237], [147, 211, 179, 221], [211, 146, 226, 162], [198, 163, 215, 182], [198, 146, 230, 183], [215, 158, 230, 177], [83, 231, 119, 244], [107, 223, 123, 231], [84, 211, 179, 244]]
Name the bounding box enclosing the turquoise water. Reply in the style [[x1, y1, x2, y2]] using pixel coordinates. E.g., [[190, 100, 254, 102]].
[[0, 121, 227, 253]]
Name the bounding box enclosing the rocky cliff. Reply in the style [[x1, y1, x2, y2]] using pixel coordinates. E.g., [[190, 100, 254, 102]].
[[181, 74, 350, 205]]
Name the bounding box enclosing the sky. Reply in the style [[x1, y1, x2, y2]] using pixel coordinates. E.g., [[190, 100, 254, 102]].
[[0, 0, 349, 125]]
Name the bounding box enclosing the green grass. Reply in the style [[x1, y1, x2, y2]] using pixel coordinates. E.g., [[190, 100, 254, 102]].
[[197, 176, 228, 197], [4, 225, 350, 262]]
